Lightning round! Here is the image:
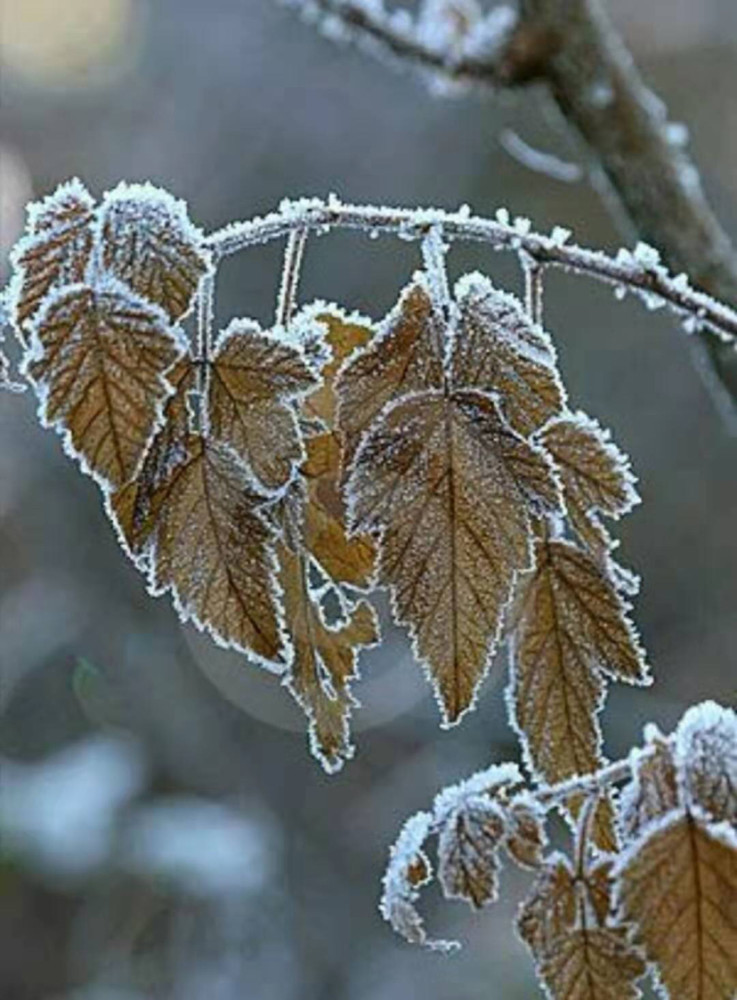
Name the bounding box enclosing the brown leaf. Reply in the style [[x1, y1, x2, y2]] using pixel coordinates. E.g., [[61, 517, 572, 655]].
[[505, 797, 547, 869], [278, 541, 378, 773], [301, 433, 376, 588], [451, 274, 565, 437], [675, 702, 737, 825], [619, 730, 679, 842], [585, 858, 615, 927], [348, 388, 561, 724], [98, 182, 211, 322], [509, 536, 648, 786], [437, 795, 507, 909], [336, 279, 444, 470], [110, 357, 196, 554], [11, 179, 95, 335], [537, 927, 645, 1000], [27, 282, 185, 489], [143, 435, 284, 663], [301, 306, 374, 428], [616, 810, 737, 1000], [208, 319, 317, 490], [517, 855, 578, 955]]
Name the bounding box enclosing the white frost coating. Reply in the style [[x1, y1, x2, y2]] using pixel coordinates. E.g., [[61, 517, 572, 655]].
[[500, 129, 583, 184], [432, 762, 522, 825], [379, 809, 460, 952], [674, 700, 737, 823]]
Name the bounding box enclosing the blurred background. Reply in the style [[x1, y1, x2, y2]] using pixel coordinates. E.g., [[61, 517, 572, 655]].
[[0, 1, 736, 997]]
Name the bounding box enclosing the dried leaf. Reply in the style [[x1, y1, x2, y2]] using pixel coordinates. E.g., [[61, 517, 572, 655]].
[[336, 279, 444, 470], [451, 274, 565, 436], [675, 701, 737, 825], [586, 857, 615, 927], [505, 796, 547, 869], [301, 433, 376, 587], [537, 926, 645, 1000], [517, 855, 578, 956], [26, 281, 185, 489], [619, 729, 679, 842], [98, 182, 211, 322], [437, 795, 507, 909], [301, 306, 374, 428], [208, 319, 317, 490], [10, 178, 95, 335], [278, 541, 378, 773], [616, 811, 737, 1000], [349, 388, 561, 724], [143, 435, 285, 664]]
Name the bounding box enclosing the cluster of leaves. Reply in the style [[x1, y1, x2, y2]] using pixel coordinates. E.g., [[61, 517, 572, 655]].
[[5, 179, 650, 779], [381, 701, 737, 1000]]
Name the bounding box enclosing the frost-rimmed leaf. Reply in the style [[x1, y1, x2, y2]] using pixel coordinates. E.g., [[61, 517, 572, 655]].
[[508, 536, 649, 790], [615, 810, 737, 1000], [437, 794, 507, 909], [10, 178, 96, 336], [674, 701, 737, 824], [379, 810, 459, 953], [348, 388, 562, 725], [505, 794, 547, 869], [138, 435, 286, 666], [208, 318, 317, 490], [25, 280, 186, 489], [618, 726, 679, 843], [451, 272, 566, 437], [335, 276, 445, 470], [517, 854, 578, 956], [278, 541, 378, 774], [97, 181, 212, 323]]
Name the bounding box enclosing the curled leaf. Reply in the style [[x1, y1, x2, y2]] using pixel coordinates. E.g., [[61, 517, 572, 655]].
[[437, 795, 506, 909]]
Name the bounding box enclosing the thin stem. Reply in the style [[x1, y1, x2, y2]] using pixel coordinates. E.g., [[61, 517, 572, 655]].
[[533, 754, 637, 813], [206, 197, 737, 343], [276, 228, 308, 330], [194, 270, 216, 435], [522, 253, 545, 326]]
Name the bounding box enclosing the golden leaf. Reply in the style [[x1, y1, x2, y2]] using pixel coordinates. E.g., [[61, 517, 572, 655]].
[[619, 730, 679, 842], [537, 927, 645, 1000], [509, 536, 648, 785], [505, 797, 547, 869], [437, 795, 507, 909], [110, 357, 196, 554], [26, 281, 185, 489], [278, 541, 378, 773], [301, 306, 374, 428], [11, 179, 95, 335], [98, 182, 211, 322], [208, 319, 317, 490], [517, 856, 578, 956], [451, 274, 565, 437], [336, 280, 444, 470], [143, 435, 284, 663], [348, 388, 561, 724], [616, 811, 737, 1000], [301, 433, 376, 588]]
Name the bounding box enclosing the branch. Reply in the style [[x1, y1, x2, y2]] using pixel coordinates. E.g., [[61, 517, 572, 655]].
[[284, 0, 737, 420], [206, 196, 737, 343]]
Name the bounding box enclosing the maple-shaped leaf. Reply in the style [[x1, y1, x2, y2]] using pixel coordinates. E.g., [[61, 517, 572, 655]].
[[509, 536, 648, 780], [25, 281, 186, 489], [110, 357, 197, 556], [537, 927, 645, 1000], [142, 435, 285, 664], [615, 811, 737, 1000], [348, 388, 561, 724], [618, 728, 679, 842], [675, 701, 737, 825], [437, 794, 507, 909], [539, 412, 638, 563], [97, 182, 211, 323], [278, 541, 378, 773], [301, 433, 376, 588], [10, 179, 96, 336], [336, 278, 445, 470], [208, 319, 317, 490], [451, 273, 565, 437]]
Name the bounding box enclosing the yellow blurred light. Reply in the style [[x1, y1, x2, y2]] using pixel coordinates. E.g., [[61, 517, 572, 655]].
[[0, 0, 137, 87]]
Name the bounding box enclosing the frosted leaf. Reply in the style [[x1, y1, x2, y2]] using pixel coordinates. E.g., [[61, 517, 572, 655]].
[[505, 794, 547, 870], [348, 389, 561, 725], [97, 181, 212, 322], [615, 810, 737, 1000], [618, 728, 679, 843], [416, 0, 482, 58], [437, 794, 506, 909], [278, 540, 379, 773], [674, 701, 737, 824], [24, 280, 186, 489], [141, 435, 286, 666], [537, 927, 645, 1000], [517, 854, 577, 956], [380, 810, 459, 952], [208, 318, 317, 490], [451, 273, 566, 436], [10, 178, 96, 336], [335, 276, 444, 471]]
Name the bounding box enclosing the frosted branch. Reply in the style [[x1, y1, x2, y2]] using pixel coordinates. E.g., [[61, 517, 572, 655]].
[[276, 228, 308, 330]]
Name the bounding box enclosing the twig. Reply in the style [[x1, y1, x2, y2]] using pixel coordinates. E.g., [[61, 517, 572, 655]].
[[206, 196, 737, 343], [276, 228, 308, 329]]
